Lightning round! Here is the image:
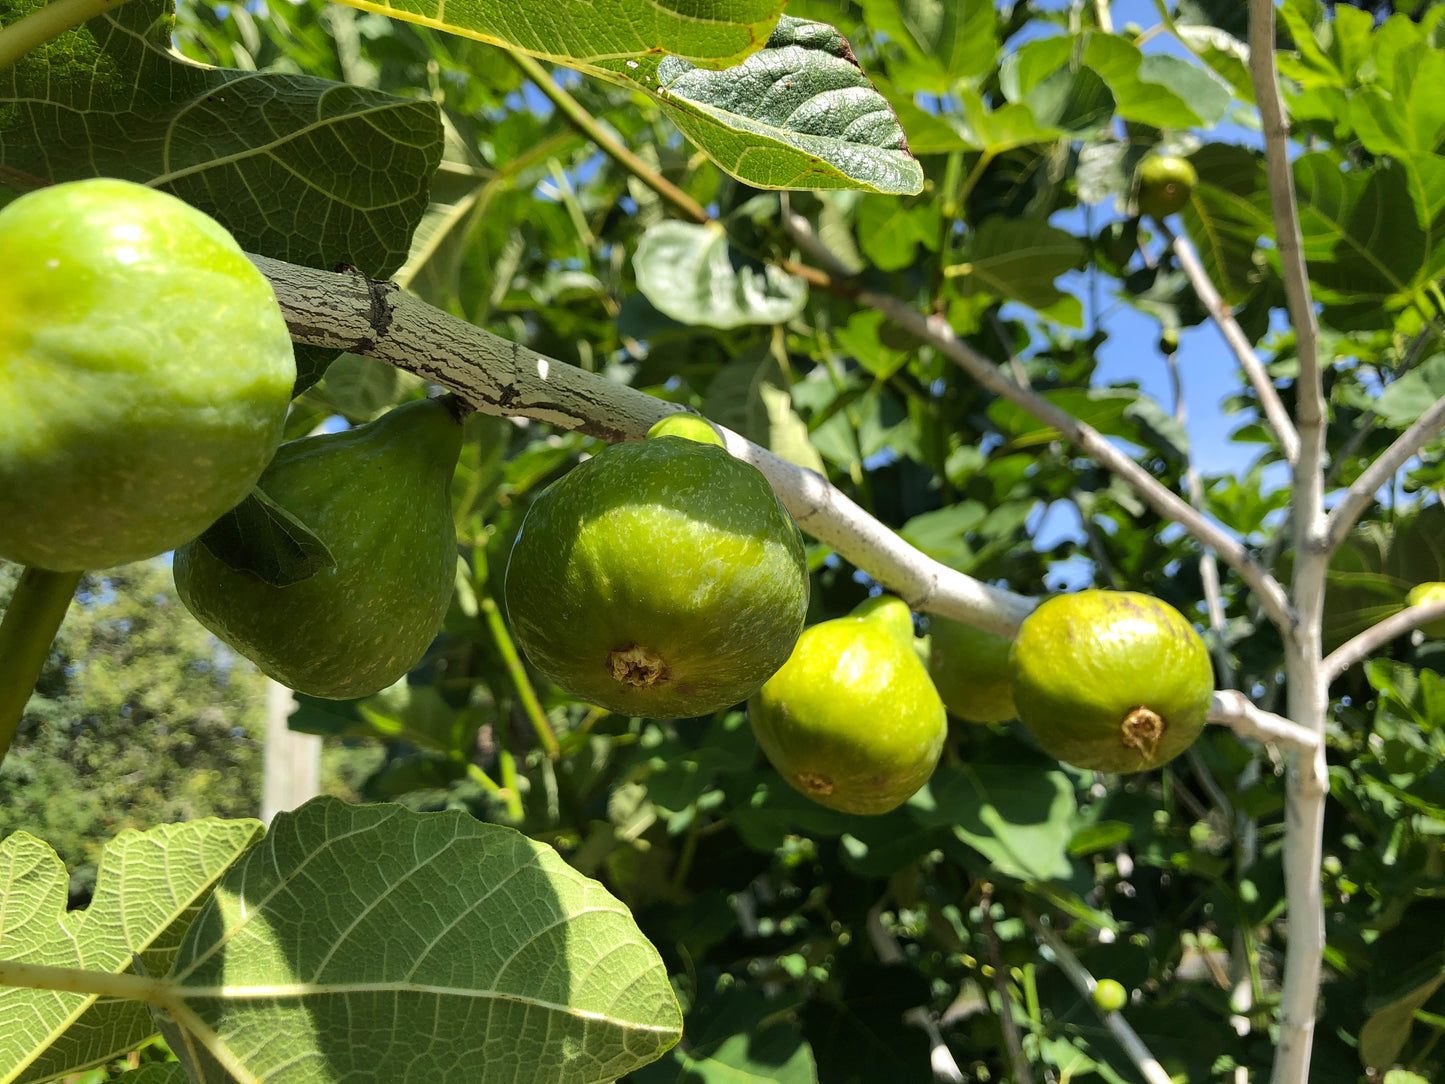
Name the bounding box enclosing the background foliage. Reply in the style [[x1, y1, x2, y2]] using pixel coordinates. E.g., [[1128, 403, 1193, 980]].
[[4, 0, 1445, 1081]]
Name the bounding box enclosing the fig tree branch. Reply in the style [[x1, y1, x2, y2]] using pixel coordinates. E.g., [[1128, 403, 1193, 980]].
[[777, 207, 1297, 633], [854, 285, 1298, 632], [1208, 691, 1318, 752], [1248, 1, 1320, 433], [1321, 597, 1445, 683], [1160, 222, 1300, 465], [252, 254, 1305, 750], [1322, 392, 1445, 554], [249, 253, 1036, 638], [1250, 4, 1330, 1082]]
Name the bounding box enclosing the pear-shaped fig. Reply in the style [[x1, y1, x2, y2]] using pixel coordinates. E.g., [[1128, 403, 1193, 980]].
[[503, 434, 808, 718], [749, 596, 947, 815], [174, 397, 463, 699], [0, 178, 294, 570], [1008, 590, 1213, 773], [927, 617, 1017, 723]]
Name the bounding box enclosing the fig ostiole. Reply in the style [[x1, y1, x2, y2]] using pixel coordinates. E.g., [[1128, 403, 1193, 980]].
[[1008, 589, 1213, 773], [749, 596, 947, 815], [503, 433, 809, 718], [174, 397, 463, 700], [0, 178, 295, 571]]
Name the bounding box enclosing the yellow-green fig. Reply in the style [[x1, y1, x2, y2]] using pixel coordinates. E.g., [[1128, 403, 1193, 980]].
[[1009, 590, 1213, 773], [927, 616, 1017, 723], [174, 398, 463, 699], [1136, 155, 1197, 219], [749, 596, 947, 815], [0, 178, 295, 570], [1407, 582, 1445, 638], [504, 434, 808, 718]]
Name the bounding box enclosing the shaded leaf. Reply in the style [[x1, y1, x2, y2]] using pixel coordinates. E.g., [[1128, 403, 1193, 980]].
[[195, 488, 336, 588], [0, 0, 442, 277], [858, 0, 996, 92], [1360, 971, 1445, 1070], [634, 221, 808, 328], [909, 760, 1075, 882], [950, 217, 1085, 320], [1374, 354, 1445, 429]]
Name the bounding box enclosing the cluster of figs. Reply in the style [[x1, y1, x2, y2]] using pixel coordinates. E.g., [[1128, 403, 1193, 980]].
[[2, 178, 1219, 817]]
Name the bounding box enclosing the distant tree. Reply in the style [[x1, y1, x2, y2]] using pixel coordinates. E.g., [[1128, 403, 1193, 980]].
[[0, 560, 266, 878]]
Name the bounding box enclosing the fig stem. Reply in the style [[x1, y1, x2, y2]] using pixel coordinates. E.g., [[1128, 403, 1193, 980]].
[[0, 567, 83, 763], [479, 593, 560, 760], [0, 0, 133, 71]]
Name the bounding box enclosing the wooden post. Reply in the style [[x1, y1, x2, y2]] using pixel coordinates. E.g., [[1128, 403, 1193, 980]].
[[261, 679, 320, 824]]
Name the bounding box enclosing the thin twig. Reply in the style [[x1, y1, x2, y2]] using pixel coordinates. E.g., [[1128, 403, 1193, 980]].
[[478, 593, 560, 759], [1027, 916, 1174, 1084], [504, 49, 711, 225], [1322, 597, 1445, 682], [1161, 223, 1299, 464], [981, 891, 1035, 1084], [1322, 393, 1445, 553]]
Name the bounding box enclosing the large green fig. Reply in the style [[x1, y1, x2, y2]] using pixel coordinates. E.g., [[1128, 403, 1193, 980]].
[[0, 178, 294, 570], [174, 397, 463, 699], [927, 616, 1017, 723], [503, 433, 809, 718], [749, 596, 947, 815], [1008, 590, 1213, 773]]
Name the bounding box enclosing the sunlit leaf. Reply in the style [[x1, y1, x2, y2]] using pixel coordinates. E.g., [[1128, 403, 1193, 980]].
[[159, 798, 681, 1083], [0, 821, 263, 1084]]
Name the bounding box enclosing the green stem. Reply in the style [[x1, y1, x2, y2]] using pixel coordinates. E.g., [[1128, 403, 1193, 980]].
[[669, 804, 702, 895], [0, 959, 166, 1004], [457, 757, 504, 796], [0, 567, 81, 763], [497, 748, 525, 822], [0, 0, 131, 71], [478, 593, 560, 759], [504, 49, 712, 225]]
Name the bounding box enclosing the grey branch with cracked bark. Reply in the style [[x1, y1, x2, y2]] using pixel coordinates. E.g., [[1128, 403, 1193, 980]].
[[249, 253, 1302, 751]]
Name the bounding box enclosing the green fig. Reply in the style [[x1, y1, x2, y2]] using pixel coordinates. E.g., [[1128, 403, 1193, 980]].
[[927, 617, 1017, 723], [1136, 155, 1197, 219], [1008, 590, 1213, 773], [1093, 978, 1128, 1013], [646, 413, 725, 447], [174, 397, 463, 699], [1407, 582, 1445, 638], [0, 178, 295, 570], [749, 596, 947, 815], [503, 434, 808, 718]]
